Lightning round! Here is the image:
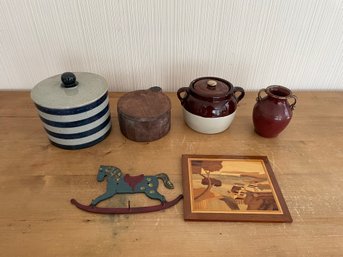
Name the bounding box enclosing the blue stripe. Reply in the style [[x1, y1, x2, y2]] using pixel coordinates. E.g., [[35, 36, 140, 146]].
[[50, 127, 112, 150], [45, 116, 111, 139], [40, 105, 109, 128], [35, 92, 108, 115]]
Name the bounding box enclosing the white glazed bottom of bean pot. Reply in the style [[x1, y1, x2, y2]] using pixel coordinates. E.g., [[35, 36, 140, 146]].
[[182, 107, 236, 134]]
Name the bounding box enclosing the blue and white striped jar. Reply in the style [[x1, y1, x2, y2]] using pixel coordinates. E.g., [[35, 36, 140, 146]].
[[31, 72, 111, 150]]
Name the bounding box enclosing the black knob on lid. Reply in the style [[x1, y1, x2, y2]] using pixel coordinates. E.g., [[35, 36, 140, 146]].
[[61, 72, 79, 88]]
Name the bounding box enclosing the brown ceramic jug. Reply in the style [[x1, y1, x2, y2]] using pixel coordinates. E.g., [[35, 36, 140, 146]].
[[252, 85, 297, 137]]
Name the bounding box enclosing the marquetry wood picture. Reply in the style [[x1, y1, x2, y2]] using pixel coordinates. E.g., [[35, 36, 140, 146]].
[[182, 155, 292, 222]]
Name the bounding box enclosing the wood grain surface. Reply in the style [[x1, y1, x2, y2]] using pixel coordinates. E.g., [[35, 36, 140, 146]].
[[0, 91, 342, 257]]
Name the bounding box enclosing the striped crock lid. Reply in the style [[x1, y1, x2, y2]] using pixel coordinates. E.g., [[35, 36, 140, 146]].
[[31, 72, 108, 109]]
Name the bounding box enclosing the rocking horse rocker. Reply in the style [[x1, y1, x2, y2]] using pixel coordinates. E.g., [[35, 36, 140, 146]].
[[71, 165, 183, 214]]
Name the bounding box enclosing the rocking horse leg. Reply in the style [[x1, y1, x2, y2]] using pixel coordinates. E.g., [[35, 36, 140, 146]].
[[145, 190, 166, 204], [91, 190, 116, 206]]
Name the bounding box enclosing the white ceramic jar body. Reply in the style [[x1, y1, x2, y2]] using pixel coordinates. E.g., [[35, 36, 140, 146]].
[[31, 72, 111, 149]]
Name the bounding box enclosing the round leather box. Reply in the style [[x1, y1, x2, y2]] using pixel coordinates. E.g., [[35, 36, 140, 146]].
[[31, 72, 111, 150], [117, 87, 171, 142]]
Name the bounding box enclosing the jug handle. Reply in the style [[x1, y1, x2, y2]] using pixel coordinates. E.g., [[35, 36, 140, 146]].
[[233, 87, 245, 103], [177, 87, 189, 103], [257, 88, 266, 101], [288, 95, 297, 110]]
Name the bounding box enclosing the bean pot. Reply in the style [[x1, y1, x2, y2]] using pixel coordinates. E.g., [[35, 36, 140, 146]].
[[31, 72, 111, 150], [177, 77, 245, 134], [252, 85, 297, 138]]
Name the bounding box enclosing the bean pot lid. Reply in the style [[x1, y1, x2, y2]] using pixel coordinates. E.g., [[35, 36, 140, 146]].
[[190, 77, 233, 99], [31, 72, 108, 109]]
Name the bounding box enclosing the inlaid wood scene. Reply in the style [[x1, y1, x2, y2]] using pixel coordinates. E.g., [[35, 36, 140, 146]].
[[182, 155, 292, 222]]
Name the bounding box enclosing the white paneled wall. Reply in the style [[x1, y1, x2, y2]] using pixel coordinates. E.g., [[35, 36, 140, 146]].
[[1, 0, 343, 91]]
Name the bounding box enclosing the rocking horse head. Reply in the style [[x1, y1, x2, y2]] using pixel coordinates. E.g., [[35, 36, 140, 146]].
[[97, 165, 122, 182]]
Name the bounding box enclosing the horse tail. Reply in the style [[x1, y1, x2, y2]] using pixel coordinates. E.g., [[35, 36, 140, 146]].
[[156, 173, 174, 189]]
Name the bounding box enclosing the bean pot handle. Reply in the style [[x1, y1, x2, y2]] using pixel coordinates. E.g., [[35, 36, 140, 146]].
[[233, 87, 245, 103], [177, 87, 189, 103]]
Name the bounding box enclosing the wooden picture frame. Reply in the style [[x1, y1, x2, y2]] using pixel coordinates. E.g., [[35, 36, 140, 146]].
[[182, 155, 292, 222]]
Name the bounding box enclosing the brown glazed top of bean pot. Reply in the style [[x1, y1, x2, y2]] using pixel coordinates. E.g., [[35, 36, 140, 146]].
[[177, 77, 244, 118], [190, 77, 234, 99]]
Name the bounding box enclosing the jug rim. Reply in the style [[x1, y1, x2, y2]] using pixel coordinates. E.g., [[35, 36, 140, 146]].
[[265, 85, 292, 99]]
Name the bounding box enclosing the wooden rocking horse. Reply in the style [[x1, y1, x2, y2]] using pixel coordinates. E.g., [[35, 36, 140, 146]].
[[71, 165, 183, 214]]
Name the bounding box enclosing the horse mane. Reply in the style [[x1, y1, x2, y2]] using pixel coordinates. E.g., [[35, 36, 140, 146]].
[[105, 166, 122, 177]]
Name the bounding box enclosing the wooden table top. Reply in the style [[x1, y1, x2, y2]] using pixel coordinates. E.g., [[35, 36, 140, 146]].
[[1, 91, 342, 257]]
